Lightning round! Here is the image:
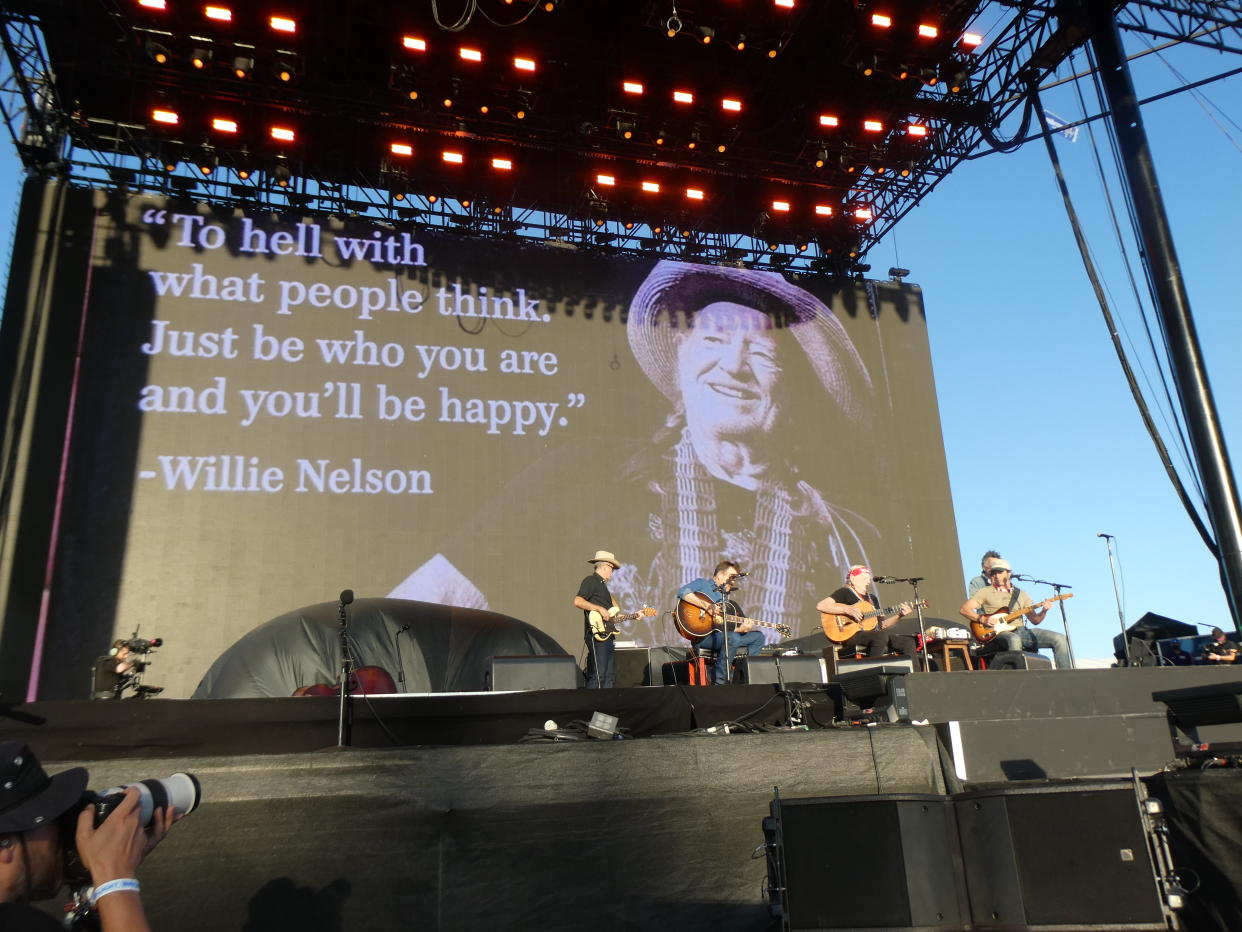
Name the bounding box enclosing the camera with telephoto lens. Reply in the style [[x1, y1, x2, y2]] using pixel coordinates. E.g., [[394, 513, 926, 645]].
[[62, 772, 202, 888], [116, 636, 163, 654]]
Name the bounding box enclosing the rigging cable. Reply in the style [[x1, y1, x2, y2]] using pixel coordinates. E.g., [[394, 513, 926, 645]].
[[1029, 75, 1218, 555]]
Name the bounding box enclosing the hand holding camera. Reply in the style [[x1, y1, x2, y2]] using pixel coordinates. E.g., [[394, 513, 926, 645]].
[[74, 787, 177, 887]]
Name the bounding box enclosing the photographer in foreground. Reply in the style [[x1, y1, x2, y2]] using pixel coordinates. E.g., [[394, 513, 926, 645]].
[[0, 740, 177, 931]]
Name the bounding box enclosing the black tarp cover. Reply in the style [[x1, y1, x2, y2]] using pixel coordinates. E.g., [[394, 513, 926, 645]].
[[192, 598, 568, 698]]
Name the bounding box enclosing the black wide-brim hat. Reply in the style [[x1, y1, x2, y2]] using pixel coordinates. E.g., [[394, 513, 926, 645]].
[[0, 740, 88, 833], [626, 260, 873, 425]]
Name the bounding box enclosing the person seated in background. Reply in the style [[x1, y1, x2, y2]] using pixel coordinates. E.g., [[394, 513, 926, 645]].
[[966, 550, 1003, 597], [91, 641, 138, 700], [1203, 627, 1239, 664]]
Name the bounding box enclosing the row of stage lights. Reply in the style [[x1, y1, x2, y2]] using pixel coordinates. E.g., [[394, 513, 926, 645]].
[[137, 0, 297, 33], [148, 105, 892, 229]]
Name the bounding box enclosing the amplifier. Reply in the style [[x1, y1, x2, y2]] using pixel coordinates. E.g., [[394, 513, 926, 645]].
[[735, 655, 827, 685], [487, 655, 578, 691], [615, 646, 686, 687], [986, 650, 1053, 671]]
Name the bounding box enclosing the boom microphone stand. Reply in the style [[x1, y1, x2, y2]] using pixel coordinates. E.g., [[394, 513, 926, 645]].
[[1014, 574, 1077, 667], [1099, 533, 1131, 666], [876, 576, 927, 670], [714, 579, 734, 685]]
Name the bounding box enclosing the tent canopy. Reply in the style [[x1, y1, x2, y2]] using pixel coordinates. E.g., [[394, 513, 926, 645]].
[[193, 598, 569, 699]]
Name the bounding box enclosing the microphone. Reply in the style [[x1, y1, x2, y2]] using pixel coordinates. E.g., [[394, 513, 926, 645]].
[[1097, 533, 1114, 539], [873, 575, 899, 583], [734, 572, 749, 578], [339, 589, 355, 605], [1012, 574, 1034, 581]]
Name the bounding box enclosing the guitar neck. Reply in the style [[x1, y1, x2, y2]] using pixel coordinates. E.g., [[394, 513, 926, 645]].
[[1002, 593, 1072, 623], [859, 599, 928, 621]]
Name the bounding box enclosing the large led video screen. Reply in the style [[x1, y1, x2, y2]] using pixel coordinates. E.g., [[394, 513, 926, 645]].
[[4, 185, 961, 698]]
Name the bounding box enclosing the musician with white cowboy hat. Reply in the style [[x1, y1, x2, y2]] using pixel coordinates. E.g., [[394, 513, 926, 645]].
[[572, 550, 623, 688]]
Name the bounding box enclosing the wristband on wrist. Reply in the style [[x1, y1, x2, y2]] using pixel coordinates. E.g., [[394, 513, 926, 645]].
[[91, 878, 140, 906]]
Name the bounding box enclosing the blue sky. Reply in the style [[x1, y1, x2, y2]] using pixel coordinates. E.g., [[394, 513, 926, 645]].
[[0, 23, 1237, 664]]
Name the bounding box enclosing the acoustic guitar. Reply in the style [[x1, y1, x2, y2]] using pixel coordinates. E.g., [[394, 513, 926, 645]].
[[589, 605, 657, 642], [674, 598, 791, 641], [971, 593, 1074, 642], [820, 599, 929, 643]]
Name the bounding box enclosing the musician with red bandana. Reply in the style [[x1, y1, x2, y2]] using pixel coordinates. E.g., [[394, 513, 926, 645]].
[[816, 564, 916, 660]]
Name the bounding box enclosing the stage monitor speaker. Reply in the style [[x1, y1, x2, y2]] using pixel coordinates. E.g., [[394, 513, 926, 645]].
[[615, 646, 685, 687], [766, 794, 968, 930], [735, 655, 826, 685], [986, 650, 1053, 671], [488, 655, 578, 691], [955, 783, 1168, 929], [832, 655, 916, 679]]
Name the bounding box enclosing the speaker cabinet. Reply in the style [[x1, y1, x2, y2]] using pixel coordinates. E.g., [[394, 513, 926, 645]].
[[615, 646, 686, 687], [832, 655, 916, 679], [986, 650, 1053, 671], [487, 655, 578, 691], [767, 794, 968, 930], [736, 655, 826, 685], [955, 783, 1168, 930]]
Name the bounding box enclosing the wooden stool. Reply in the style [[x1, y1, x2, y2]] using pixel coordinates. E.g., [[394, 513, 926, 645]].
[[932, 638, 974, 672]]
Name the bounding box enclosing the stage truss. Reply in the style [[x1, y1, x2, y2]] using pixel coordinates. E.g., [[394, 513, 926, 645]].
[[0, 0, 1239, 275]]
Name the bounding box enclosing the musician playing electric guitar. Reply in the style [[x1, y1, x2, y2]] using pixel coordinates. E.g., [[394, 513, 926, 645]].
[[676, 560, 766, 684], [574, 549, 623, 688], [816, 564, 918, 661], [958, 558, 1072, 669]]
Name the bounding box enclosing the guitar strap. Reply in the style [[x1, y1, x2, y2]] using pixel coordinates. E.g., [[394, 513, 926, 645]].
[[1006, 587, 1022, 616]]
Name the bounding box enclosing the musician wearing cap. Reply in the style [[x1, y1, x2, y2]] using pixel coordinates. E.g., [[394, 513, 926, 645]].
[[816, 565, 917, 660], [573, 550, 623, 688], [676, 560, 767, 684], [0, 741, 176, 931], [959, 559, 1073, 669]]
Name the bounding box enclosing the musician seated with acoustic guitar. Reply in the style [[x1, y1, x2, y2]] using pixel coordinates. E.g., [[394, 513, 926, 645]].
[[817, 565, 918, 662], [958, 559, 1072, 669], [676, 561, 766, 684]]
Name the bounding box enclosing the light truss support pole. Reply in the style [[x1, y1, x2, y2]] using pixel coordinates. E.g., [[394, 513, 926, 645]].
[[1085, 0, 1242, 625]]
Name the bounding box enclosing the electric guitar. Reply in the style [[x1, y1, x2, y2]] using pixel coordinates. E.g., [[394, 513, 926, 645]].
[[673, 598, 791, 641], [821, 599, 929, 643], [588, 605, 657, 642], [971, 593, 1074, 642]]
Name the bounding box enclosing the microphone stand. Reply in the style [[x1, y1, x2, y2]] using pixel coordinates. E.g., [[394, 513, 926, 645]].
[[1015, 575, 1077, 667], [714, 581, 733, 685], [1101, 536, 1131, 666], [337, 590, 355, 747], [877, 577, 928, 670]]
